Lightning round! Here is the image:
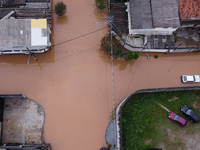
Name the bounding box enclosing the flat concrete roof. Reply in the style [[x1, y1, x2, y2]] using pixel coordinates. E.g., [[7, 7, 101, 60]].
[[151, 0, 180, 28], [0, 19, 48, 49], [130, 0, 153, 29], [129, 0, 180, 29]]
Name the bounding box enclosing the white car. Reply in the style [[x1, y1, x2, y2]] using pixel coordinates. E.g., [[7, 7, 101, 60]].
[[182, 75, 200, 83]]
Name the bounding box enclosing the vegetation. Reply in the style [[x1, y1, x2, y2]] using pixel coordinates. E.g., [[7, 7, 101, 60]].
[[95, 0, 107, 10], [154, 54, 158, 59], [125, 51, 140, 61], [101, 33, 140, 61], [174, 33, 178, 43], [54, 2, 67, 16], [122, 90, 200, 150]]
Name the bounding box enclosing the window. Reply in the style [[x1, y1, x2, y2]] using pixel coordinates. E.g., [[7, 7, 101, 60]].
[[186, 109, 192, 115], [174, 114, 180, 121]]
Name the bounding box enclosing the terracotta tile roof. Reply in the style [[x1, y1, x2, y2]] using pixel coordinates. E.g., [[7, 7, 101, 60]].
[[179, 0, 200, 20]]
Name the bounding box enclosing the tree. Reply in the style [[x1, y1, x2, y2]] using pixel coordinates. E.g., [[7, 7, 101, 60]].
[[101, 33, 123, 56], [54, 2, 67, 17], [125, 51, 140, 61], [100, 33, 140, 61], [95, 0, 107, 10], [114, 48, 126, 59]]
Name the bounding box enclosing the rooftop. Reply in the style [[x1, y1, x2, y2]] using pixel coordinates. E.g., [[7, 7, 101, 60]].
[[146, 35, 175, 49], [0, 19, 50, 49], [129, 0, 180, 29], [110, 3, 129, 33], [151, 0, 180, 28], [129, 0, 153, 29], [0, 0, 26, 7], [0, 0, 51, 54], [179, 0, 200, 21]]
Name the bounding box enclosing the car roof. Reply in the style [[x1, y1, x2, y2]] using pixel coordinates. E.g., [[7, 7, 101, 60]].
[[181, 105, 189, 112], [169, 112, 187, 125], [178, 116, 187, 125], [169, 112, 176, 117], [186, 75, 194, 81]]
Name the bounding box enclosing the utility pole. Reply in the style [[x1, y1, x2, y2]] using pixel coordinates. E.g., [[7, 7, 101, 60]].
[[26, 47, 38, 61]]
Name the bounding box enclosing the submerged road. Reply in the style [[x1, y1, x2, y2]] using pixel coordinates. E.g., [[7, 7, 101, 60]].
[[0, 0, 200, 149]]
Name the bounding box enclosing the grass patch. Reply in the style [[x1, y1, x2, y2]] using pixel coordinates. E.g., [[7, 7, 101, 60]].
[[122, 90, 200, 150]]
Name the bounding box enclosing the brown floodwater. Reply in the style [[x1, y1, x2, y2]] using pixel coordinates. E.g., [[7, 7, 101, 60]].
[[0, 0, 200, 149]]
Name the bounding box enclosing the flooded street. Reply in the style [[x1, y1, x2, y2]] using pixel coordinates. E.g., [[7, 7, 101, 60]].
[[0, 0, 200, 149]]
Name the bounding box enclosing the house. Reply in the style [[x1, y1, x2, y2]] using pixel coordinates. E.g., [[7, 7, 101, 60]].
[[179, 0, 200, 26], [120, 0, 200, 52], [0, 0, 51, 55]]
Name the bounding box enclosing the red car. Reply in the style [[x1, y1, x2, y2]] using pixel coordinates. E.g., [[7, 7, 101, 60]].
[[168, 112, 187, 127]]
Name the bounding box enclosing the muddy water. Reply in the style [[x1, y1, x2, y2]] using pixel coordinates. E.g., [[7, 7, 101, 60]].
[[113, 52, 200, 104], [0, 0, 200, 150]]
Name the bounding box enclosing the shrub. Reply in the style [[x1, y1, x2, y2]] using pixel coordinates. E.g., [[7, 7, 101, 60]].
[[54, 2, 67, 16], [101, 33, 123, 56], [125, 51, 140, 61], [174, 33, 177, 43], [95, 0, 107, 10], [101, 33, 140, 61], [154, 55, 158, 59], [114, 48, 126, 59]]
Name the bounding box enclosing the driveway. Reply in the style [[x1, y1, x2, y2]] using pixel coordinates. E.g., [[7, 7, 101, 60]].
[[0, 0, 200, 149]]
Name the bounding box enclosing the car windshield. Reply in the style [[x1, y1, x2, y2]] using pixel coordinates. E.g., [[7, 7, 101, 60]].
[[186, 109, 192, 115], [194, 76, 196, 81], [174, 114, 180, 121], [184, 76, 187, 81]]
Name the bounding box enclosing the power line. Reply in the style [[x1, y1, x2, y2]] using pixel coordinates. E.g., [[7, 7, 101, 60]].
[[51, 26, 108, 48]]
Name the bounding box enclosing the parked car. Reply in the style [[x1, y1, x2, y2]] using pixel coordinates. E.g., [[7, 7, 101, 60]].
[[182, 75, 200, 83], [181, 105, 200, 123], [168, 112, 187, 127], [100, 148, 107, 150]]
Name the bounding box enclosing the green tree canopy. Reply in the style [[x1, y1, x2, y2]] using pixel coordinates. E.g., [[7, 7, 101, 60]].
[[95, 0, 107, 10], [54, 2, 67, 16]]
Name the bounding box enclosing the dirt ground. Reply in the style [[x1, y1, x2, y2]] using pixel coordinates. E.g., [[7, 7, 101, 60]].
[[157, 101, 200, 150], [159, 124, 200, 150], [0, 0, 200, 150]]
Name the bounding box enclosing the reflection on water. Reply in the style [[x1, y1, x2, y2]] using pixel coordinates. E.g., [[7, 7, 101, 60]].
[[56, 15, 68, 24], [98, 48, 136, 71], [93, 8, 109, 23]]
